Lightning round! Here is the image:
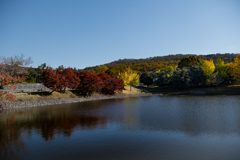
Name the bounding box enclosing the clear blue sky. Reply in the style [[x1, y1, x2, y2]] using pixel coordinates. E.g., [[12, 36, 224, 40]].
[[1, 0, 240, 69]]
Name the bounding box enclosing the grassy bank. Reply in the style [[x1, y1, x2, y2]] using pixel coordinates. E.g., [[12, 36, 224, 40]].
[[136, 84, 240, 96], [12, 87, 144, 101], [11, 84, 240, 102]]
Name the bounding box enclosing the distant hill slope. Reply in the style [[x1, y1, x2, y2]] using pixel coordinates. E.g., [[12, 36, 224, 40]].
[[84, 53, 238, 73]]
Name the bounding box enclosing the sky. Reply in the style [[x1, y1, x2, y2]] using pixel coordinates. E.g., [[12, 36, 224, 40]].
[[0, 0, 240, 69]]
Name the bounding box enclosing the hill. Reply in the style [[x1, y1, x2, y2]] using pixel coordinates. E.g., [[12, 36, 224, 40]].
[[84, 53, 238, 73]]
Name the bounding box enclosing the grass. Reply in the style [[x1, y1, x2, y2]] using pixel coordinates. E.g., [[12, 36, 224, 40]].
[[13, 90, 79, 101], [12, 87, 144, 102], [12, 84, 239, 102], [11, 86, 146, 102]]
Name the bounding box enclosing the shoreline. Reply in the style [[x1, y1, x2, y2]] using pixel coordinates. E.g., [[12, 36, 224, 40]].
[[0, 93, 159, 111]]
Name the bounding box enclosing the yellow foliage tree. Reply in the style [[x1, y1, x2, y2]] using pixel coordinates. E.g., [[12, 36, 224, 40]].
[[118, 67, 139, 91], [202, 60, 215, 77], [227, 55, 240, 82], [202, 60, 216, 85]]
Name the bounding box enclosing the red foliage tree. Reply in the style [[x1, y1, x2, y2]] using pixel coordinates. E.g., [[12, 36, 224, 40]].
[[0, 72, 17, 102], [41, 68, 59, 92], [74, 71, 103, 96], [98, 72, 124, 95], [56, 68, 80, 92], [42, 68, 80, 92]]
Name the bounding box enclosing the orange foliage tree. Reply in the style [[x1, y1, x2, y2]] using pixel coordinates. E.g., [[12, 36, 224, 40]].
[[0, 72, 18, 102]]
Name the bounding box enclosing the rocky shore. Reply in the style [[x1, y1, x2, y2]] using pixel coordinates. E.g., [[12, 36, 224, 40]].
[[0, 93, 161, 111]]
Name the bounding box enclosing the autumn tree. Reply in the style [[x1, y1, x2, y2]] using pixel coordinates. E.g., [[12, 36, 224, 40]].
[[41, 68, 59, 92], [94, 65, 109, 73], [56, 68, 80, 92], [0, 72, 18, 101], [118, 67, 139, 91], [41, 68, 80, 93], [75, 71, 103, 96], [98, 73, 124, 95], [227, 55, 240, 83], [202, 60, 216, 85]]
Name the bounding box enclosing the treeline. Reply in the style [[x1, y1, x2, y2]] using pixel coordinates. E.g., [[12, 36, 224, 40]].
[[140, 55, 240, 88], [41, 68, 124, 96], [84, 53, 238, 73]]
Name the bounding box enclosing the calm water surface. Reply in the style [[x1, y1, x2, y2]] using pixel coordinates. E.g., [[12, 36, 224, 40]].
[[1, 96, 240, 160]]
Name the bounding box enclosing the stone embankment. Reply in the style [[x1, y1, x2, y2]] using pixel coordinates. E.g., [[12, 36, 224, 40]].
[[0, 93, 161, 111]]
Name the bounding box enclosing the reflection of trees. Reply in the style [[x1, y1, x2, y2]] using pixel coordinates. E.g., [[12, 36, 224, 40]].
[[0, 108, 107, 159], [0, 116, 26, 160], [38, 114, 107, 141]]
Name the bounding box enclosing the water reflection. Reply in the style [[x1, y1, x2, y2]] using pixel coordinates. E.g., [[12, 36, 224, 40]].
[[0, 116, 26, 159], [1, 96, 240, 160]]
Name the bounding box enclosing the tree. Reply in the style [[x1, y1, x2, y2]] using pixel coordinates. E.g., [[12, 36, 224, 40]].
[[189, 65, 206, 87], [41, 68, 59, 92], [35, 63, 48, 83], [227, 55, 240, 82], [140, 73, 153, 87], [215, 58, 229, 84], [56, 68, 80, 92], [0, 54, 33, 75], [58, 65, 65, 70], [118, 67, 139, 91], [0, 72, 17, 101], [105, 69, 118, 76], [75, 71, 103, 96], [202, 60, 215, 77], [26, 68, 38, 83], [98, 73, 124, 95], [177, 56, 201, 69], [202, 60, 216, 85], [41, 68, 80, 93], [95, 65, 109, 73], [171, 68, 191, 88]]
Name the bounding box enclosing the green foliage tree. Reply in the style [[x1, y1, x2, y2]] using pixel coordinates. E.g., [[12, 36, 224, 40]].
[[189, 65, 206, 87], [171, 68, 191, 88], [36, 63, 47, 83], [140, 73, 153, 87], [58, 65, 65, 70], [215, 58, 229, 84], [170, 65, 205, 88], [177, 56, 201, 69], [105, 69, 118, 76], [26, 68, 38, 83]]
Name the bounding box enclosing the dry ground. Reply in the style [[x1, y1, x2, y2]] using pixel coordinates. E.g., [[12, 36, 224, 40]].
[[121, 86, 145, 95], [13, 90, 78, 101], [12, 86, 144, 101]]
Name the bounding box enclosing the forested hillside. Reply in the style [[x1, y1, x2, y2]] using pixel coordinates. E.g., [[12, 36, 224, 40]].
[[84, 53, 238, 73]]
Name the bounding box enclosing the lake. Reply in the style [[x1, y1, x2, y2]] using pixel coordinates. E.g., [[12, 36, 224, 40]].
[[1, 96, 240, 160]]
